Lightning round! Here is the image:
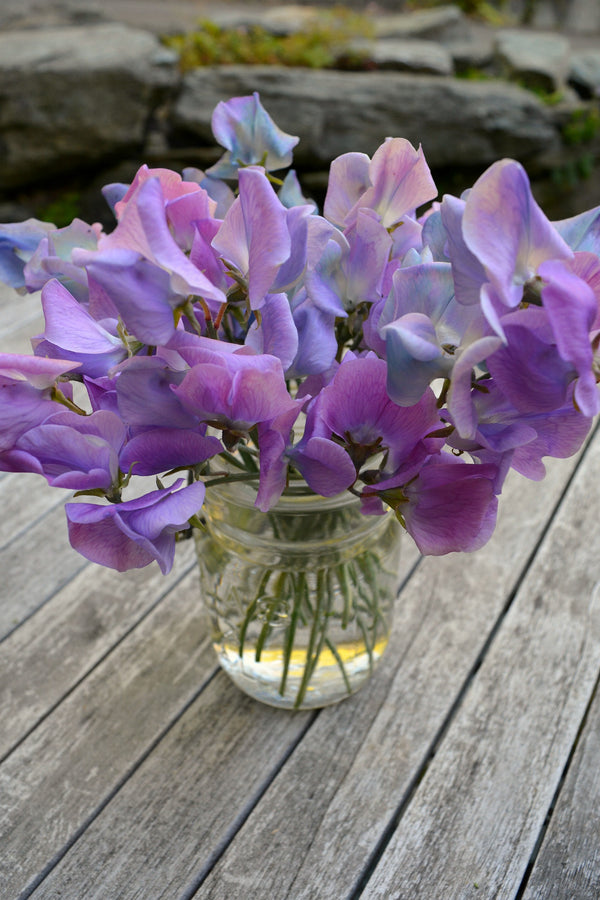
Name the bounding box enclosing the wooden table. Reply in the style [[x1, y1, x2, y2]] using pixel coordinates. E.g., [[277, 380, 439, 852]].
[[1, 284, 600, 899]]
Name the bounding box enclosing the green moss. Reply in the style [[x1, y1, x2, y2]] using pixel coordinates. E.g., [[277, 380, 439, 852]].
[[162, 8, 374, 72], [407, 0, 511, 25], [37, 190, 82, 227], [563, 108, 600, 146]]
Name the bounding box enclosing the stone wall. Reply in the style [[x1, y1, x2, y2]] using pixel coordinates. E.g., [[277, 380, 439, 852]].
[[0, 3, 599, 224]]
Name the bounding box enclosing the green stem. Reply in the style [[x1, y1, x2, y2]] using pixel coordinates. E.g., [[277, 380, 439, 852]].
[[204, 472, 260, 489], [324, 637, 352, 695], [337, 561, 352, 629], [294, 568, 329, 709], [254, 572, 288, 662], [279, 571, 305, 697], [238, 568, 272, 657]]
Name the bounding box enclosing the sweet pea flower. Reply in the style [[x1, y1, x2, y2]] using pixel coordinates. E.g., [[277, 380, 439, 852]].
[[23, 218, 101, 301], [288, 288, 339, 377], [211, 166, 292, 310], [392, 455, 501, 555], [173, 346, 300, 441], [0, 219, 56, 289], [446, 378, 592, 482], [324, 138, 437, 229], [244, 292, 299, 372], [379, 259, 484, 406], [537, 258, 599, 416], [182, 166, 236, 219], [207, 92, 299, 179], [291, 355, 442, 496], [32, 279, 128, 378], [79, 175, 226, 316], [173, 347, 302, 508], [65, 478, 206, 573], [462, 159, 573, 331], [554, 205, 600, 254], [2, 408, 125, 491]]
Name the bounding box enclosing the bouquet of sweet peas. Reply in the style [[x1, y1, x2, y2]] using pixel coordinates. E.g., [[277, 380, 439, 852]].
[[1, 92, 599, 575]]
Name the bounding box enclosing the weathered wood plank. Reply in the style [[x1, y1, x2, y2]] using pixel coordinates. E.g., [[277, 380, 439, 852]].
[[520, 646, 600, 899], [0, 567, 219, 899], [363, 432, 600, 899], [0, 539, 197, 759], [0, 472, 163, 637], [20, 540, 420, 900], [0, 473, 67, 551], [0, 501, 89, 639], [30, 675, 315, 900], [27, 443, 591, 899], [0, 289, 41, 336], [0, 286, 44, 356], [195, 439, 597, 899]]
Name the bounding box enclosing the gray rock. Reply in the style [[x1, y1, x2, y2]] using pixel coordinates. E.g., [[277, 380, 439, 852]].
[[0, 0, 105, 30], [569, 50, 600, 98], [369, 39, 454, 76], [374, 6, 471, 44], [0, 24, 178, 190], [495, 29, 571, 93], [448, 35, 495, 73], [172, 66, 561, 170], [529, 0, 600, 32]]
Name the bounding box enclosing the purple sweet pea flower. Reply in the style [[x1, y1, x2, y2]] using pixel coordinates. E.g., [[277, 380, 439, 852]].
[[0, 354, 81, 464], [114, 356, 194, 430], [32, 279, 128, 378], [207, 92, 299, 179], [119, 426, 222, 477], [287, 289, 339, 378], [554, 205, 600, 254], [486, 307, 589, 415], [439, 193, 487, 307], [182, 167, 236, 219], [173, 347, 300, 440], [23, 218, 101, 301], [113, 165, 208, 222], [173, 347, 302, 509], [2, 408, 125, 491], [288, 398, 357, 496], [293, 355, 442, 494], [398, 455, 500, 555], [0, 219, 56, 289], [380, 260, 484, 406], [81, 175, 226, 313], [244, 292, 298, 372], [324, 139, 437, 229], [444, 376, 591, 481], [462, 159, 573, 317], [65, 478, 206, 573], [278, 170, 317, 211], [211, 166, 292, 310], [0, 353, 80, 389], [537, 258, 599, 416], [83, 248, 182, 345]]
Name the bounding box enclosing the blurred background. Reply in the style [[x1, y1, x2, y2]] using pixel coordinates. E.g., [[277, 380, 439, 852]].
[[0, 0, 598, 227]]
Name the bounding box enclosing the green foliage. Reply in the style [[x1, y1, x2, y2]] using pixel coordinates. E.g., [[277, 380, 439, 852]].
[[163, 9, 374, 72], [37, 190, 82, 227], [407, 0, 511, 25], [563, 108, 600, 146]]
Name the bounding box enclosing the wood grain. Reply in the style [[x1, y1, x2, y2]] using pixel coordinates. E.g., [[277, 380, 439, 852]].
[[0, 566, 216, 898], [363, 430, 600, 900], [26, 437, 594, 898], [0, 540, 197, 759], [520, 641, 600, 900]]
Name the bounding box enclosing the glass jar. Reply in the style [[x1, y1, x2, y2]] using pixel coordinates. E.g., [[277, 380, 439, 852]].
[[195, 480, 401, 710]]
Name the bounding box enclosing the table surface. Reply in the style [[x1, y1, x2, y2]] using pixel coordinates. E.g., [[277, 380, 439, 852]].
[[1, 283, 600, 900]]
